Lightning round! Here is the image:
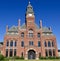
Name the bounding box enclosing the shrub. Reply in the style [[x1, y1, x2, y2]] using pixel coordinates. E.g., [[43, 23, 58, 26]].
[[0, 54, 5, 61], [39, 56, 60, 60]]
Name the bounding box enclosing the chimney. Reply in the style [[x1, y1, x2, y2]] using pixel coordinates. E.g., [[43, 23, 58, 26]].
[[40, 20, 42, 28], [6, 25, 8, 32]]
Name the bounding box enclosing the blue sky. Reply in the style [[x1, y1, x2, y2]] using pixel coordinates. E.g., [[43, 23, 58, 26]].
[[0, 0, 60, 49]]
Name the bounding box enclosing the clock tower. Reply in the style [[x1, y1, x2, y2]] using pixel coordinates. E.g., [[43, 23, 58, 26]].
[[26, 1, 35, 28]]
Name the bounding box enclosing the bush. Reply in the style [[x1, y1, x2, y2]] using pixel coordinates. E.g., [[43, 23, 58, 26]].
[[39, 56, 60, 60], [0, 54, 5, 61]]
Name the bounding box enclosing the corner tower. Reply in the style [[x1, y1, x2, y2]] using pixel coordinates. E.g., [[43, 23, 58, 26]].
[[26, 1, 35, 28]]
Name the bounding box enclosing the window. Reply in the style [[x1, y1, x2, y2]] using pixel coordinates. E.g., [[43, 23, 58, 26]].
[[21, 32, 24, 37], [6, 41, 9, 46], [38, 41, 41, 47], [37, 33, 40, 38], [6, 49, 8, 57], [39, 53, 41, 57], [45, 49, 48, 56], [21, 41, 24, 47], [49, 49, 52, 56], [44, 41, 47, 47], [53, 50, 55, 56], [10, 49, 13, 57], [52, 41, 54, 47], [14, 49, 16, 56], [29, 41, 33, 46], [29, 33, 33, 37], [14, 41, 17, 47], [10, 41, 13, 47], [48, 41, 51, 47], [21, 52, 23, 57], [29, 29, 33, 37]]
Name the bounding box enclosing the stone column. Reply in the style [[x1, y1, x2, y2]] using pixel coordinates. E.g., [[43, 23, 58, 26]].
[[36, 52, 39, 60]]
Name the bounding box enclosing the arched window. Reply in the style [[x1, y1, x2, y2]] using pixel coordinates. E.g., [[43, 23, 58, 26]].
[[44, 41, 47, 47], [6, 40, 9, 46], [21, 32, 24, 37], [6, 49, 8, 57], [10, 41, 13, 47], [29, 29, 33, 37], [52, 41, 54, 47], [37, 33, 40, 38], [21, 41, 24, 47], [48, 41, 51, 47]]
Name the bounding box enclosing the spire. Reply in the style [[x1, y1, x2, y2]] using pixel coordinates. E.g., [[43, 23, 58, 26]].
[[40, 20, 42, 28], [18, 19, 20, 28], [26, 0, 34, 15], [28, 0, 30, 4], [6, 25, 8, 32]]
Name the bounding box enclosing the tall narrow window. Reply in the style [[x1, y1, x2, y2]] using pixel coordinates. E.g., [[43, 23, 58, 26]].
[[21, 32, 24, 37], [14, 49, 16, 56], [44, 41, 47, 47], [29, 41, 33, 46], [45, 49, 48, 56], [38, 41, 41, 47], [10, 41, 13, 47], [53, 49, 55, 56], [10, 49, 13, 57], [14, 41, 17, 47], [6, 49, 8, 57], [48, 41, 51, 47], [52, 41, 54, 47], [37, 33, 40, 38], [21, 41, 24, 47], [39, 53, 41, 57], [49, 49, 52, 56], [21, 52, 23, 57], [6, 41, 9, 46]]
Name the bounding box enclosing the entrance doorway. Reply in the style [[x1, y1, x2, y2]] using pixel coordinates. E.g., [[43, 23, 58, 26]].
[[28, 50, 36, 59]]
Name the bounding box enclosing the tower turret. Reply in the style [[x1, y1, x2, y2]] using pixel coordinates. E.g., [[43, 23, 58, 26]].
[[26, 1, 35, 28]]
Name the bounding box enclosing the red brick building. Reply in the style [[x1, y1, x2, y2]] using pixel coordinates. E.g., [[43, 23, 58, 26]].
[[0, 1, 58, 59]]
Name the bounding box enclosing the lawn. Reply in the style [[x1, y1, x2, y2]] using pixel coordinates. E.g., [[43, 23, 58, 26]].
[[9, 59, 60, 61]]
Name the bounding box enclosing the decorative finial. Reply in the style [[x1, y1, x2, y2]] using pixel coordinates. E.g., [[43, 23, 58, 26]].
[[40, 20, 42, 28], [29, 0, 30, 4]]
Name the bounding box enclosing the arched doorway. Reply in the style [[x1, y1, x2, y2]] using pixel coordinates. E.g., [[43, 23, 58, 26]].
[[28, 50, 36, 59]]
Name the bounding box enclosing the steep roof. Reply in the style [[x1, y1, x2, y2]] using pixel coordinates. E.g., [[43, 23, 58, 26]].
[[8, 25, 18, 32], [42, 27, 52, 33]]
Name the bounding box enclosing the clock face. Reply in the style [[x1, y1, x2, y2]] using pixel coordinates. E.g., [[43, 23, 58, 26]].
[[28, 14, 32, 16]]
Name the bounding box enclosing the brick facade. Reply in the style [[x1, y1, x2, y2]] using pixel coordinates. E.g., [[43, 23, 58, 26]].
[[0, 1, 58, 59]]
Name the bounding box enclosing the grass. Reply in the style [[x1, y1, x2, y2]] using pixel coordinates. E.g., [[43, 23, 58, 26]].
[[9, 59, 60, 61]]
